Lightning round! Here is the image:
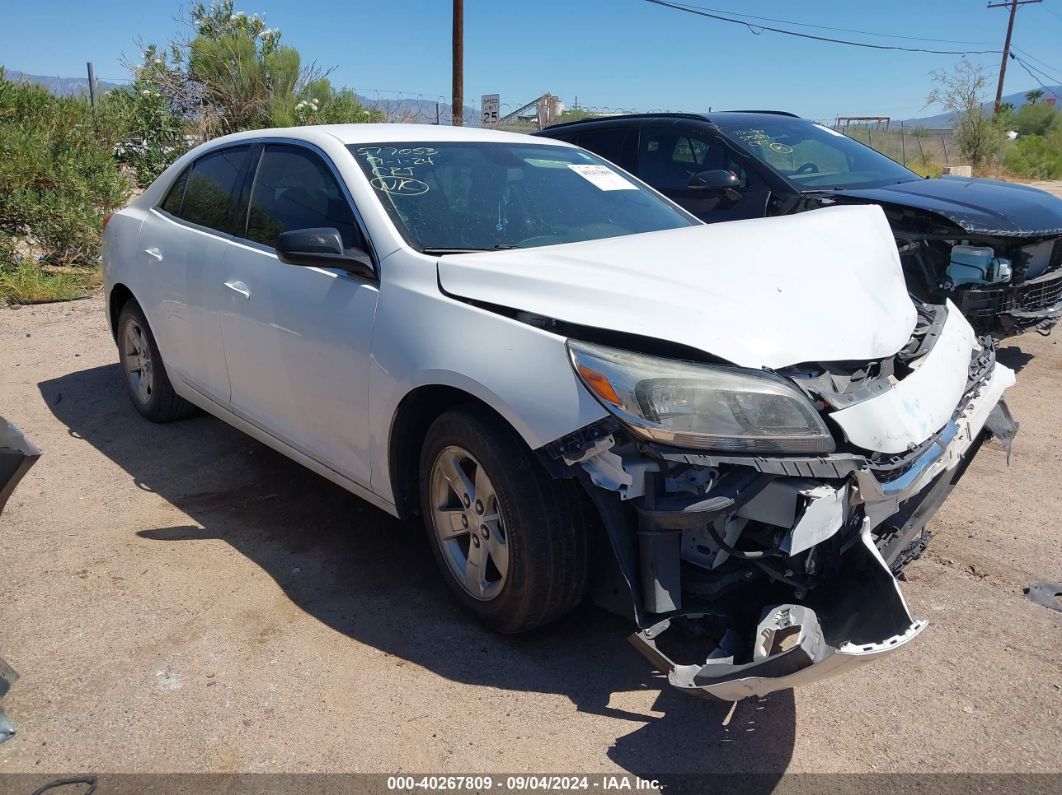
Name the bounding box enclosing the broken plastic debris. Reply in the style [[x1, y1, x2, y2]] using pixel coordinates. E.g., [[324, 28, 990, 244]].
[[1025, 582, 1062, 613]]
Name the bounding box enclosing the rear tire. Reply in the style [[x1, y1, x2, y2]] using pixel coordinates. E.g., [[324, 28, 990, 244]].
[[116, 300, 196, 423], [419, 405, 591, 633]]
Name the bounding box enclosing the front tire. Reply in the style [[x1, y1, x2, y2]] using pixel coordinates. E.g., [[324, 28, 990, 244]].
[[116, 300, 195, 423], [419, 406, 591, 633]]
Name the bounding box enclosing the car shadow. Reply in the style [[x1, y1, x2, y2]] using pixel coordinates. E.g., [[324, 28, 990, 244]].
[[995, 344, 1035, 374], [39, 364, 796, 782]]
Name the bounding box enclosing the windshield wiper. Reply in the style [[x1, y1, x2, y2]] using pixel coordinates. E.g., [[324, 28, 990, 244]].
[[422, 244, 521, 255]]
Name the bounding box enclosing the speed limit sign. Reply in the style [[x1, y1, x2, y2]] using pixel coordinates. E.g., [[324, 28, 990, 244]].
[[481, 94, 500, 127]]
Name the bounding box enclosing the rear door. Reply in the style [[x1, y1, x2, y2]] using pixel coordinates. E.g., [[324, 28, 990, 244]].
[[139, 145, 252, 404], [571, 125, 638, 172], [217, 142, 380, 486], [635, 124, 771, 222]]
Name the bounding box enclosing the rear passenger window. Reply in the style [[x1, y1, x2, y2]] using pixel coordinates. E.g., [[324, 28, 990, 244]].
[[178, 146, 250, 234], [574, 127, 636, 170], [246, 145, 363, 250], [160, 166, 189, 216]]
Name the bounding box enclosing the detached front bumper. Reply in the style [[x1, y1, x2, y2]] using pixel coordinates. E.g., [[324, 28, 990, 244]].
[[556, 313, 1017, 702], [0, 417, 41, 519], [631, 530, 927, 701]]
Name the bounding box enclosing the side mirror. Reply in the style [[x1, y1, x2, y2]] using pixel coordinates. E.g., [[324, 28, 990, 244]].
[[688, 169, 742, 191], [275, 227, 374, 278]]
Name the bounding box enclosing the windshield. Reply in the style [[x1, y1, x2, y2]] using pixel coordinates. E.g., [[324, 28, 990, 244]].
[[712, 118, 920, 190], [348, 142, 697, 251]]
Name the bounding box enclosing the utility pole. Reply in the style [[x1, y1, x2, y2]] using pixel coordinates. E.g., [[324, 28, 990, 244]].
[[86, 61, 98, 128], [452, 0, 464, 126], [988, 0, 1041, 114]]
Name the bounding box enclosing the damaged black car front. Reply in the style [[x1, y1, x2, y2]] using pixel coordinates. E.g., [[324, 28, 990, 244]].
[[819, 178, 1062, 337]]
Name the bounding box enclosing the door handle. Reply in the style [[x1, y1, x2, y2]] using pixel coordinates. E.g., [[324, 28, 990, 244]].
[[224, 280, 251, 300], [144, 248, 163, 262]]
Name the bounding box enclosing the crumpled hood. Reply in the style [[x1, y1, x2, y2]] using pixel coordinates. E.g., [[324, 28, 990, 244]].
[[829, 176, 1062, 236], [437, 204, 916, 370]]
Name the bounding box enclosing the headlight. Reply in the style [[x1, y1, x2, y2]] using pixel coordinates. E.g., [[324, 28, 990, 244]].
[[568, 341, 834, 453]]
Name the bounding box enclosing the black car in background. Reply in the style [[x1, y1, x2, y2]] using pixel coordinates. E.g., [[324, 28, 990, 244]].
[[536, 112, 1062, 336]]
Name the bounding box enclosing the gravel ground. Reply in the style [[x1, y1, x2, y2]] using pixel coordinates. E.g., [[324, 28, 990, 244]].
[[0, 288, 1060, 782]]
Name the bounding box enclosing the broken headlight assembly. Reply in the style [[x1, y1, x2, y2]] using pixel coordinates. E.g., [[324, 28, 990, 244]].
[[567, 341, 835, 453]]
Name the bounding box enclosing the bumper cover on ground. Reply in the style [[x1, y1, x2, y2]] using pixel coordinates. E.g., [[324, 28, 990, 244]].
[[630, 528, 927, 701]]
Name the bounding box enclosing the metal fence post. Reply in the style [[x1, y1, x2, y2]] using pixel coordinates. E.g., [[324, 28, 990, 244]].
[[941, 134, 949, 164], [900, 122, 907, 165]]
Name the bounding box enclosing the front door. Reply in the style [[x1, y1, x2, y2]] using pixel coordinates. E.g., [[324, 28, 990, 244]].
[[218, 143, 380, 487], [636, 125, 772, 223]]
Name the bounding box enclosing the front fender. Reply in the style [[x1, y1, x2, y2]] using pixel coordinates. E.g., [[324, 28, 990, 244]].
[[366, 256, 607, 504]]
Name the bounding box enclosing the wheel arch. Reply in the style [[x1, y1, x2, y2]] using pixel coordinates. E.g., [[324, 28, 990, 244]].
[[108, 282, 136, 341], [387, 384, 530, 520]]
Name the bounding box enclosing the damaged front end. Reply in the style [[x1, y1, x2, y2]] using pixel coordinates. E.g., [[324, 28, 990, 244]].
[[900, 232, 1062, 337], [544, 302, 1017, 701]]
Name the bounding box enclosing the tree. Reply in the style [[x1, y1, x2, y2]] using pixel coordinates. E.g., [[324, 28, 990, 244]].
[[927, 59, 1004, 167], [134, 1, 382, 140], [1025, 89, 1045, 104]]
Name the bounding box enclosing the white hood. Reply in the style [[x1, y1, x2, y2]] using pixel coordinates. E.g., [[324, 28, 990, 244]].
[[437, 205, 916, 370]]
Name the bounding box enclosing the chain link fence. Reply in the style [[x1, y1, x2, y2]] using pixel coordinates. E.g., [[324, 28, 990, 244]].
[[361, 91, 958, 169], [838, 124, 956, 169]]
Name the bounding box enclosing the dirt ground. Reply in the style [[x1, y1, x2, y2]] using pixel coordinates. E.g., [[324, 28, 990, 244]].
[[0, 289, 1060, 782], [1022, 180, 1062, 199]]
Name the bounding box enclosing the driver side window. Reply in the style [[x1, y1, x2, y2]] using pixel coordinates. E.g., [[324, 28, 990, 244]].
[[638, 126, 754, 191], [245, 145, 364, 250]]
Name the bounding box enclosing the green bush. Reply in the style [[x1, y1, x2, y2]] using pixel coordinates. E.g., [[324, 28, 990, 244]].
[[0, 70, 131, 266], [1003, 131, 1062, 179], [104, 79, 189, 188], [1012, 102, 1062, 138]]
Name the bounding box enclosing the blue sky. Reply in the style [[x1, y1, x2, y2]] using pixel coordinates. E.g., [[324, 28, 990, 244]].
[[4, 0, 1062, 120]]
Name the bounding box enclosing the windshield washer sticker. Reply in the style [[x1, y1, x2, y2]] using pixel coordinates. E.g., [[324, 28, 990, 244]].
[[567, 164, 637, 191]]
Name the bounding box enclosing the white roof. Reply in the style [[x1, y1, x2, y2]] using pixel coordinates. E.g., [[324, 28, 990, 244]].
[[202, 123, 571, 149]]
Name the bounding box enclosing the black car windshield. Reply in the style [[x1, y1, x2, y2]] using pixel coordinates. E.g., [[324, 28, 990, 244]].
[[712, 117, 920, 190], [348, 142, 697, 251]]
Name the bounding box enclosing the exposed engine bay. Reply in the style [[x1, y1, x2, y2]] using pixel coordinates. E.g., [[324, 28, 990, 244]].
[[899, 233, 1062, 337], [802, 195, 1062, 337], [541, 302, 1017, 701]]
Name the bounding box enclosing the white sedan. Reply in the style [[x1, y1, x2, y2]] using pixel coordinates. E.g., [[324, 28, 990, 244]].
[[102, 124, 1017, 701]]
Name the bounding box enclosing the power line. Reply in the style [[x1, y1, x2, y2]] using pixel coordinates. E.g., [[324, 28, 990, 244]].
[[1012, 52, 1062, 86], [1010, 46, 1062, 78], [661, 1, 997, 46], [1010, 54, 1061, 99], [640, 0, 1003, 55], [1018, 55, 1062, 85]]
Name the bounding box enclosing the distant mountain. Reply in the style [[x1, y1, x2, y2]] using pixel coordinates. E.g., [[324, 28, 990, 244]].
[[4, 69, 127, 97], [899, 84, 1062, 129], [355, 93, 480, 126]]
